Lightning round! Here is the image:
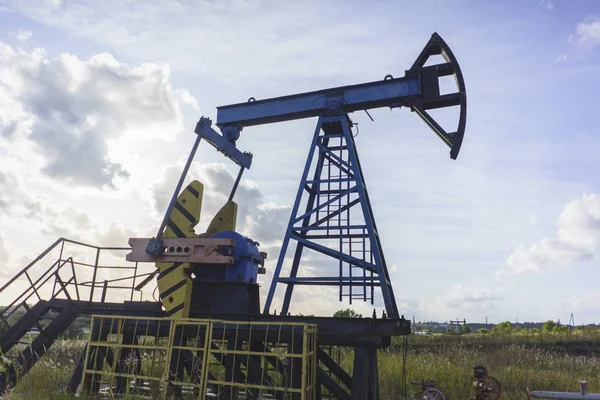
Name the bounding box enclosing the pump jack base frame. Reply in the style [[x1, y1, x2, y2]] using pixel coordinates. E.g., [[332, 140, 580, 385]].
[[0, 296, 410, 399]]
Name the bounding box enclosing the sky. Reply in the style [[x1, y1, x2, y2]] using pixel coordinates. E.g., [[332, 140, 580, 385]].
[[0, 0, 599, 325]]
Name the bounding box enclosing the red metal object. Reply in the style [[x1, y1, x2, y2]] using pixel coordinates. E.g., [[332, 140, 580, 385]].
[[475, 375, 502, 400], [471, 366, 502, 400]]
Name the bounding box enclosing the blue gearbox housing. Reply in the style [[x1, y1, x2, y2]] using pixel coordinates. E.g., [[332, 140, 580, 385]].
[[212, 230, 264, 283], [189, 230, 265, 315]]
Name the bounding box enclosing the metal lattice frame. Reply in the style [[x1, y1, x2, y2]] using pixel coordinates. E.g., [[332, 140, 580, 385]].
[[81, 315, 317, 399], [264, 115, 398, 318]]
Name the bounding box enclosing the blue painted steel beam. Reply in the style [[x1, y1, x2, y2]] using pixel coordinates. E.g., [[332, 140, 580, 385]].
[[279, 277, 380, 281], [292, 186, 356, 224], [289, 233, 379, 274], [194, 117, 253, 169], [216, 75, 422, 128], [294, 225, 368, 231], [278, 277, 380, 283], [214, 32, 467, 160]]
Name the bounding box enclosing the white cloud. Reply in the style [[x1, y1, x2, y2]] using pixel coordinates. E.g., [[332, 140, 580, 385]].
[[540, 0, 554, 11], [149, 165, 183, 216], [2, 1, 394, 84], [0, 162, 148, 247], [8, 28, 32, 41], [557, 291, 600, 316], [555, 54, 567, 63], [244, 203, 290, 246], [442, 282, 501, 307], [0, 41, 194, 187], [413, 276, 511, 322], [0, 1, 598, 323], [148, 162, 290, 246], [94, 221, 150, 261], [283, 285, 387, 318], [527, 214, 538, 226], [396, 298, 420, 318], [39, 205, 95, 238], [0, 171, 20, 212], [569, 16, 600, 50], [506, 193, 600, 274], [0, 234, 10, 277]]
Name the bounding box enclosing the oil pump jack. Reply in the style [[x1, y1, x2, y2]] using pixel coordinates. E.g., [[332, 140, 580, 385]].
[[0, 32, 466, 399]]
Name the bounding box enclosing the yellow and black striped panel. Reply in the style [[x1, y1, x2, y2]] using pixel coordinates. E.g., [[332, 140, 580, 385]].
[[156, 180, 204, 318], [206, 200, 238, 235]]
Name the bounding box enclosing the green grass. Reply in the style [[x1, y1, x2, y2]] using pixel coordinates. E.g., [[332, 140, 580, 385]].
[[378, 332, 600, 399], [6, 340, 85, 400], [4, 331, 600, 399]]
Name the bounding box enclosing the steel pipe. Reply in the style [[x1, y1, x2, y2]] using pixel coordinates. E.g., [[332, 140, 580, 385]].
[[528, 381, 600, 399]]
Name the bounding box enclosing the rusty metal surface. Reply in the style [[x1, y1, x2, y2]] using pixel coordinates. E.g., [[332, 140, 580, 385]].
[[127, 237, 235, 264]]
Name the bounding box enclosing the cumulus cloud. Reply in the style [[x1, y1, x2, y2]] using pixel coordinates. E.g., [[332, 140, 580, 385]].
[[3, 1, 390, 83], [8, 28, 32, 41], [442, 282, 501, 307], [396, 297, 420, 318], [555, 54, 567, 63], [569, 16, 600, 50], [282, 284, 392, 318], [244, 203, 290, 245], [95, 221, 143, 247], [149, 163, 290, 246], [0, 171, 20, 211], [411, 276, 509, 322], [540, 0, 554, 11], [0, 41, 195, 187], [557, 291, 600, 315], [150, 165, 182, 215], [39, 206, 96, 238], [0, 235, 9, 273], [0, 234, 22, 282], [0, 164, 148, 249], [507, 193, 600, 274]]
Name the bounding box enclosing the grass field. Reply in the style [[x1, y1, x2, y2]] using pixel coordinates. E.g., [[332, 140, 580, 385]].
[[4, 330, 600, 399], [382, 331, 600, 399]]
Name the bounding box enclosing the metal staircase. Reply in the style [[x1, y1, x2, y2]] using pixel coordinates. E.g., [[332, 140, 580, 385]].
[[0, 300, 83, 390], [0, 238, 155, 393]]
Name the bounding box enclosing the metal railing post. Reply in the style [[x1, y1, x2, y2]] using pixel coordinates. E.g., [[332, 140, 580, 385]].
[[100, 280, 108, 304], [89, 248, 101, 302]]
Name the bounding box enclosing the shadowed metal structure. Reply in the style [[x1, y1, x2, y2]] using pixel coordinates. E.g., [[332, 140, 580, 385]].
[[210, 33, 466, 318], [0, 32, 467, 399]]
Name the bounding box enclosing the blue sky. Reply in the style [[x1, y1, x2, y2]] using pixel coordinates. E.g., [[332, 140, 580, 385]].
[[0, 0, 599, 324]]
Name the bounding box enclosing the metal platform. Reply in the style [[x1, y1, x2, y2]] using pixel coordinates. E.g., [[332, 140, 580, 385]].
[[0, 238, 409, 399]]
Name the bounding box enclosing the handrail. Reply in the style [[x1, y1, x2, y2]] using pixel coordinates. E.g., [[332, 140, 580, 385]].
[[0, 238, 149, 332], [0, 259, 61, 321], [0, 238, 130, 294], [0, 238, 63, 294], [79, 272, 154, 286]]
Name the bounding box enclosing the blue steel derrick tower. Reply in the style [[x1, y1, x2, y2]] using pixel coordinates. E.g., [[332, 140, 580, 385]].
[[264, 114, 399, 316]]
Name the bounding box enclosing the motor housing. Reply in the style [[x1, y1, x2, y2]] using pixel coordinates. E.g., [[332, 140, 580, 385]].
[[189, 230, 265, 315]]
